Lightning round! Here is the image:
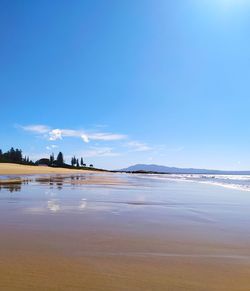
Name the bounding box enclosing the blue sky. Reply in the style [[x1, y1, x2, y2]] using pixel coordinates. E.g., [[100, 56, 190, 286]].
[[1, 0, 250, 170]]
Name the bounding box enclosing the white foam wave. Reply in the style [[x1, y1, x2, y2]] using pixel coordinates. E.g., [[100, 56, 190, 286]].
[[137, 173, 250, 192]]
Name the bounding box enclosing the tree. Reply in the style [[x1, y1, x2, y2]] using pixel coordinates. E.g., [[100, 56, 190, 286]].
[[71, 156, 77, 166], [15, 149, 22, 162], [50, 153, 55, 165], [80, 157, 84, 166], [76, 159, 79, 167], [89, 164, 93, 168], [9, 147, 15, 161], [56, 152, 64, 166]]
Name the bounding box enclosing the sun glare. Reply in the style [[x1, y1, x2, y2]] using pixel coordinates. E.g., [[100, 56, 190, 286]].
[[219, 0, 248, 8], [200, 0, 250, 17]]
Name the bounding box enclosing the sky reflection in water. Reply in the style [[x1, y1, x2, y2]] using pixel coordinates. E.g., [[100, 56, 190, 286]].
[[0, 173, 250, 222]]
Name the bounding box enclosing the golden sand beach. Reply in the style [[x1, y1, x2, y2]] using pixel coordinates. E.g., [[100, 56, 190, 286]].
[[0, 163, 100, 175]]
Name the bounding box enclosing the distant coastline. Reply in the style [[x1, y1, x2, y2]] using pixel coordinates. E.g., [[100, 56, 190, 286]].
[[119, 164, 250, 175]]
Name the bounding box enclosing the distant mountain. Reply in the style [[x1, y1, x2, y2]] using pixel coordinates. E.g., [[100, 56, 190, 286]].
[[120, 164, 250, 175]]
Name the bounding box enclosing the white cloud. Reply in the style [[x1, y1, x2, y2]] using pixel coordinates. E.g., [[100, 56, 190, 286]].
[[82, 147, 120, 158], [127, 141, 152, 152], [81, 134, 89, 143], [21, 124, 51, 134], [20, 124, 127, 143], [89, 133, 126, 141], [49, 129, 63, 141]]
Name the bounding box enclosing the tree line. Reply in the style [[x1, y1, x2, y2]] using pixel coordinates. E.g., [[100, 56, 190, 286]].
[[71, 156, 87, 167], [70, 155, 93, 168], [44, 152, 93, 168], [0, 147, 94, 169], [0, 147, 34, 165]]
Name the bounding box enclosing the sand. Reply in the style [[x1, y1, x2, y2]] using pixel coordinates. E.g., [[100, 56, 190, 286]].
[[0, 226, 250, 291], [0, 163, 126, 187], [1, 167, 250, 290], [0, 163, 100, 175]]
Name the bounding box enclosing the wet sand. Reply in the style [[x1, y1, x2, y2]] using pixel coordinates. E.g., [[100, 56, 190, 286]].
[[1, 223, 250, 290], [0, 173, 250, 290]]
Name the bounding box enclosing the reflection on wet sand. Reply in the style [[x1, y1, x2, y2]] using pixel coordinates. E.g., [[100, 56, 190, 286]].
[[35, 173, 127, 185], [0, 173, 250, 290], [47, 199, 60, 212], [0, 178, 30, 192], [0, 183, 22, 192], [0, 173, 128, 192]]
